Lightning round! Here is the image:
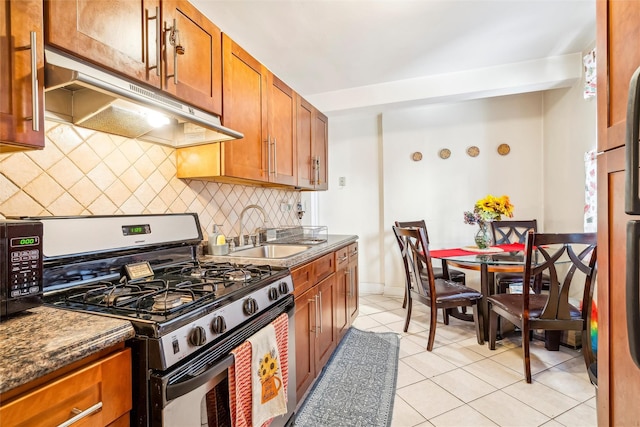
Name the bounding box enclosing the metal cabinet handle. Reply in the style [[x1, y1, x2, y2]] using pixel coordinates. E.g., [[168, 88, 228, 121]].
[[56, 402, 103, 427], [314, 295, 320, 337], [145, 7, 161, 76], [627, 221, 640, 369], [172, 19, 178, 84], [338, 255, 348, 263], [266, 136, 272, 176], [273, 138, 278, 176], [29, 31, 39, 132], [164, 18, 182, 85], [626, 65, 640, 214], [350, 268, 354, 298], [318, 290, 323, 333], [308, 297, 317, 336], [315, 157, 321, 185]]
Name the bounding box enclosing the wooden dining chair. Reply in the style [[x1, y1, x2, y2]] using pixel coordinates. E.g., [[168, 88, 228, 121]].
[[491, 220, 549, 294], [392, 225, 484, 351], [487, 231, 597, 383], [395, 220, 466, 313]]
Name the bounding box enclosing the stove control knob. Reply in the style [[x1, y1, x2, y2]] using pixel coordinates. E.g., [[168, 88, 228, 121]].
[[268, 287, 280, 301], [243, 298, 259, 315], [278, 281, 290, 295], [189, 326, 207, 347], [211, 316, 227, 334]]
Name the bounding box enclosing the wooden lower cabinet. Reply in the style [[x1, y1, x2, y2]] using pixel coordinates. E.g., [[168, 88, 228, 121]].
[[293, 243, 358, 402], [335, 246, 350, 339], [0, 347, 132, 426], [336, 242, 359, 339], [294, 284, 317, 404]]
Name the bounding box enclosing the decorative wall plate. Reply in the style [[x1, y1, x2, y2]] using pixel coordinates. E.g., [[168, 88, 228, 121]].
[[466, 146, 480, 157], [412, 152, 423, 161], [438, 148, 451, 159], [497, 143, 511, 156]]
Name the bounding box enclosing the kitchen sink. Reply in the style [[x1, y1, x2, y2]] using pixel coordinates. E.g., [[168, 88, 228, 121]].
[[227, 244, 311, 259]]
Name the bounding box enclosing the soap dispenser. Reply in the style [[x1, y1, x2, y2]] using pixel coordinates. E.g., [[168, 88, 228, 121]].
[[207, 225, 220, 255]]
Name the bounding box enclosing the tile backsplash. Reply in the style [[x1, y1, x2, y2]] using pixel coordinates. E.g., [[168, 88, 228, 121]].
[[0, 122, 301, 239]]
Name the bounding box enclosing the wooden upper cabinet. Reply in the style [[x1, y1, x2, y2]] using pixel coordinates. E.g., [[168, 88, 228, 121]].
[[220, 34, 297, 185], [0, 0, 45, 151], [45, 0, 162, 89], [161, 0, 222, 115], [297, 95, 328, 190], [297, 96, 314, 189], [45, 0, 222, 115], [597, 0, 640, 152], [313, 110, 329, 190], [221, 33, 268, 182], [268, 74, 297, 186]]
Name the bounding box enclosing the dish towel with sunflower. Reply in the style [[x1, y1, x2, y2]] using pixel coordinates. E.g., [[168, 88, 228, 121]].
[[229, 313, 289, 427]]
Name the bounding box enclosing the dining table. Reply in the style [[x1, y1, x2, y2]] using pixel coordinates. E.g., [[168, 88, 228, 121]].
[[430, 243, 537, 344]]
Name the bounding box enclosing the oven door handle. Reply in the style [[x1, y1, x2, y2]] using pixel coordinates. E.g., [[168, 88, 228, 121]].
[[165, 354, 234, 402]]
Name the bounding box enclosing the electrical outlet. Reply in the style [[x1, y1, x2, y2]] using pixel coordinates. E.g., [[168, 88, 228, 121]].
[[338, 176, 346, 187]]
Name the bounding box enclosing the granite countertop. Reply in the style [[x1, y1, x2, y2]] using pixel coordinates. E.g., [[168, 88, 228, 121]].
[[0, 306, 135, 394], [201, 234, 358, 267]]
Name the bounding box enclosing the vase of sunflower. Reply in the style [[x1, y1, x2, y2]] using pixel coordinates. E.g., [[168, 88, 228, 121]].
[[463, 194, 514, 249]]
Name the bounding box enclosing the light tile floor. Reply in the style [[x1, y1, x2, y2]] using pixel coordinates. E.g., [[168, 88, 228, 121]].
[[353, 293, 597, 427]]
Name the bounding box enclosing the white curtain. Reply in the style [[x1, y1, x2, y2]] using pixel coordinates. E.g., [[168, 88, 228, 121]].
[[584, 150, 597, 232]]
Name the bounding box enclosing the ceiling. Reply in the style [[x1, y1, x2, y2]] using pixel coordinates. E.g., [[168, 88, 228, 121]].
[[191, 0, 596, 113]]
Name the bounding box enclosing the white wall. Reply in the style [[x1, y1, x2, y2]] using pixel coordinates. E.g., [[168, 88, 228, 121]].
[[382, 94, 545, 294], [316, 113, 384, 292], [542, 83, 597, 233], [318, 79, 595, 296]]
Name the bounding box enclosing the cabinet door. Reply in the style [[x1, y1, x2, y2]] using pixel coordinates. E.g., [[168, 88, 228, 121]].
[[296, 95, 314, 189], [0, 0, 44, 151], [221, 34, 268, 182], [312, 110, 329, 190], [335, 247, 350, 339], [348, 243, 359, 323], [294, 287, 316, 403], [45, 0, 161, 88], [335, 267, 349, 340], [268, 73, 297, 186], [315, 274, 337, 368], [161, 0, 222, 115], [597, 148, 640, 425], [597, 0, 640, 152]]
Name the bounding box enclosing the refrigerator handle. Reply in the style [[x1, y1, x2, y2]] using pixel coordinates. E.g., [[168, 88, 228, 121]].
[[626, 221, 640, 369], [625, 66, 640, 214]]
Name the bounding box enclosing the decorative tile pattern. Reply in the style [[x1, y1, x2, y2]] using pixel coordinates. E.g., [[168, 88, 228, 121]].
[[0, 122, 301, 239]]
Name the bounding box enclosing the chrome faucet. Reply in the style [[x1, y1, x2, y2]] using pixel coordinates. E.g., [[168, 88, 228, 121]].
[[238, 204, 269, 246]]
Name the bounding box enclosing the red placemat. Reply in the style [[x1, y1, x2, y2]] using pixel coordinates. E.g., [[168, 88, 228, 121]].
[[430, 243, 525, 259]]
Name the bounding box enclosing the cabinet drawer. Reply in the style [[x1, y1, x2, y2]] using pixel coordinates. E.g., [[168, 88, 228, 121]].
[[313, 252, 335, 283], [0, 349, 132, 426], [292, 262, 314, 298], [348, 242, 358, 261], [335, 246, 349, 270]]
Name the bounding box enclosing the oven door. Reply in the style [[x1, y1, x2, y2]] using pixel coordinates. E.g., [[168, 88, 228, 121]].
[[150, 296, 296, 427]]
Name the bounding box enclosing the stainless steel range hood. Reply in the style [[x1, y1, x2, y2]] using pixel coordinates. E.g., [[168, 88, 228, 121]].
[[44, 49, 243, 147]]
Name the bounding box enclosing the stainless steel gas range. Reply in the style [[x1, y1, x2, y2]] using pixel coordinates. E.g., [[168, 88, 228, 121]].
[[34, 213, 296, 427]]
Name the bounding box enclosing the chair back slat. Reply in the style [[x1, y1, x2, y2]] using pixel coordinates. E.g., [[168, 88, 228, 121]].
[[395, 220, 431, 243], [521, 231, 597, 322], [392, 226, 436, 303], [491, 220, 538, 245]]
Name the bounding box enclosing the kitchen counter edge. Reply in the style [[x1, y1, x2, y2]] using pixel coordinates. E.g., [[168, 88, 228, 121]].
[[0, 306, 135, 394], [200, 234, 359, 267]]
